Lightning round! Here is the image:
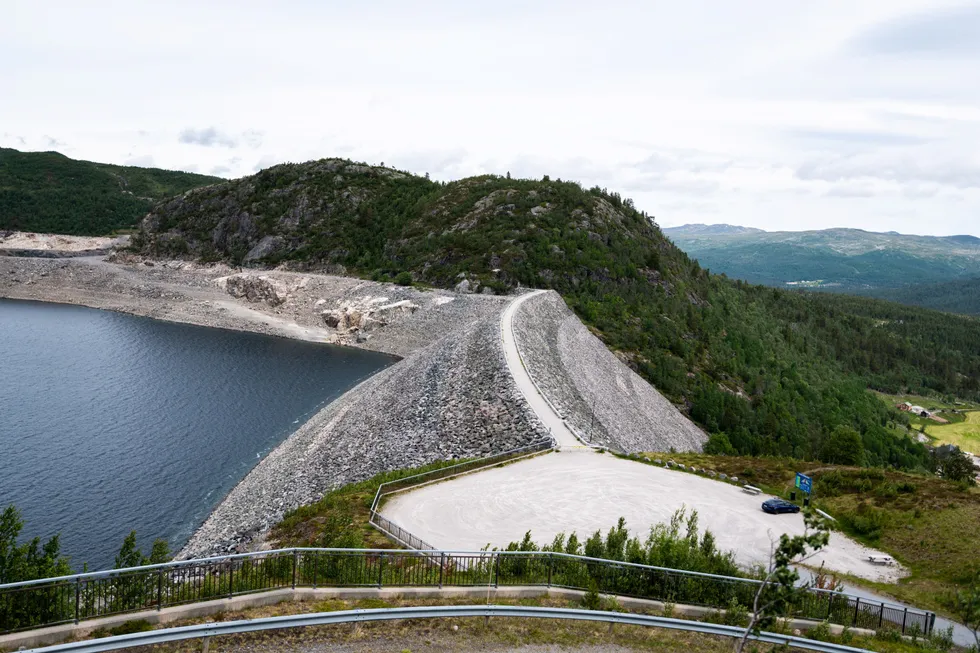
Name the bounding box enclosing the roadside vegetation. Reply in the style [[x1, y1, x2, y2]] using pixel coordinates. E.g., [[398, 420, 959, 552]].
[[637, 453, 980, 615], [498, 510, 741, 578]]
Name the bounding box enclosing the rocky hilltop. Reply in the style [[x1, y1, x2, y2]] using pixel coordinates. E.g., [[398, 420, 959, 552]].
[[134, 158, 675, 294]]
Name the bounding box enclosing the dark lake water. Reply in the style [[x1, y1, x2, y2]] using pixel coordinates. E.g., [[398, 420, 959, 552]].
[[0, 299, 395, 570]]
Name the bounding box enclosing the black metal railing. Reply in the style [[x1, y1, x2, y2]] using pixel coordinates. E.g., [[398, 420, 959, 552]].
[[0, 548, 934, 636]]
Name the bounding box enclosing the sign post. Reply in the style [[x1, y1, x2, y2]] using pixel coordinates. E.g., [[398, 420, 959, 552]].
[[795, 472, 812, 506]]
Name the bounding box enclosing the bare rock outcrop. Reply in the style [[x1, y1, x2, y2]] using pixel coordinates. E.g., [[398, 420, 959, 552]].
[[218, 273, 299, 306]]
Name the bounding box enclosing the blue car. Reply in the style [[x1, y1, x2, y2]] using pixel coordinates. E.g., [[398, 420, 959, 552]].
[[762, 498, 800, 514]]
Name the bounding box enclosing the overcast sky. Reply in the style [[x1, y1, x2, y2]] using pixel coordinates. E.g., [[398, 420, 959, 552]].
[[3, 1, 979, 236]]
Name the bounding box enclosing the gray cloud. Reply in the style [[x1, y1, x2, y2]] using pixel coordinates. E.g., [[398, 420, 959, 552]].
[[797, 154, 980, 189], [790, 129, 927, 147], [824, 184, 877, 198], [620, 175, 720, 194], [44, 135, 67, 149], [179, 127, 243, 148], [390, 149, 468, 178], [242, 130, 263, 149], [2, 132, 28, 147], [124, 154, 155, 167], [851, 5, 980, 56], [210, 165, 232, 176]]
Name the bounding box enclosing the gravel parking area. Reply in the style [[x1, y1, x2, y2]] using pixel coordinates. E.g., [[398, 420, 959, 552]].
[[381, 451, 907, 583]]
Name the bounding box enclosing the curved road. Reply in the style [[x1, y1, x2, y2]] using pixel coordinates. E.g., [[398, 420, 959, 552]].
[[500, 290, 590, 451]]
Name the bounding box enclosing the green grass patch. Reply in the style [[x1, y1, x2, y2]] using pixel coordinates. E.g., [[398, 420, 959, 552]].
[[270, 457, 479, 549], [89, 619, 154, 639], [922, 411, 980, 455]]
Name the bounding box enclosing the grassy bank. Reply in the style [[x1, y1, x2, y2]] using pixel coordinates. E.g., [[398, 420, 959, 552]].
[[637, 453, 980, 616]]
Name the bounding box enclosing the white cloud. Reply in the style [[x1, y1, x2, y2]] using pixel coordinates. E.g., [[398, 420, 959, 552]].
[[0, 0, 977, 235]]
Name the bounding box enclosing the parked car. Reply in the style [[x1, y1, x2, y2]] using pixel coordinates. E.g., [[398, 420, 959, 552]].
[[762, 498, 800, 514]]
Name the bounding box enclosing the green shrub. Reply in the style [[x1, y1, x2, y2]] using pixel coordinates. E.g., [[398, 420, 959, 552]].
[[394, 271, 413, 286], [840, 503, 889, 541], [723, 597, 749, 627], [807, 621, 832, 642], [581, 581, 602, 610]]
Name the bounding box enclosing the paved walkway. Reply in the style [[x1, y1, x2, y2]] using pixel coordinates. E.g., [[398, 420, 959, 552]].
[[501, 291, 589, 450]]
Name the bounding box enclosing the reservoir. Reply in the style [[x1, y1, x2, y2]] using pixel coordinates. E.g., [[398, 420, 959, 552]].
[[0, 298, 395, 570]]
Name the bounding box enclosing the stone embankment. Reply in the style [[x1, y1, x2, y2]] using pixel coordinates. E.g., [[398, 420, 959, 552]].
[[511, 290, 706, 453], [180, 311, 549, 557]]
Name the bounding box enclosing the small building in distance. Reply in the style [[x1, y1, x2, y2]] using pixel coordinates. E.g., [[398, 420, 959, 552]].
[[896, 401, 949, 423]]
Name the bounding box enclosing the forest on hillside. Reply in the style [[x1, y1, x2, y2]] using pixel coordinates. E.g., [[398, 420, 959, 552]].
[[850, 277, 980, 316], [135, 161, 980, 472], [0, 148, 219, 235]]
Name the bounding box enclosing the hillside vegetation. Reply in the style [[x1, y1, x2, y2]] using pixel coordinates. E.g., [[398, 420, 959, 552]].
[[664, 224, 980, 313], [0, 148, 220, 235], [134, 159, 980, 471], [855, 277, 980, 316]]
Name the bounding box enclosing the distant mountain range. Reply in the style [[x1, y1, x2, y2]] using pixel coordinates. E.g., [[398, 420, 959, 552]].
[[664, 224, 980, 315], [0, 148, 220, 236]]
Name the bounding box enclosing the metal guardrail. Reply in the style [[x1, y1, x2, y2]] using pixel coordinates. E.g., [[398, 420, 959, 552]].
[[20, 604, 881, 653], [367, 438, 554, 551], [0, 548, 935, 636]]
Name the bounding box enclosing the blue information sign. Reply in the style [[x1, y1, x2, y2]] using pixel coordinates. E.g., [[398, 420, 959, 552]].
[[795, 473, 812, 494]]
